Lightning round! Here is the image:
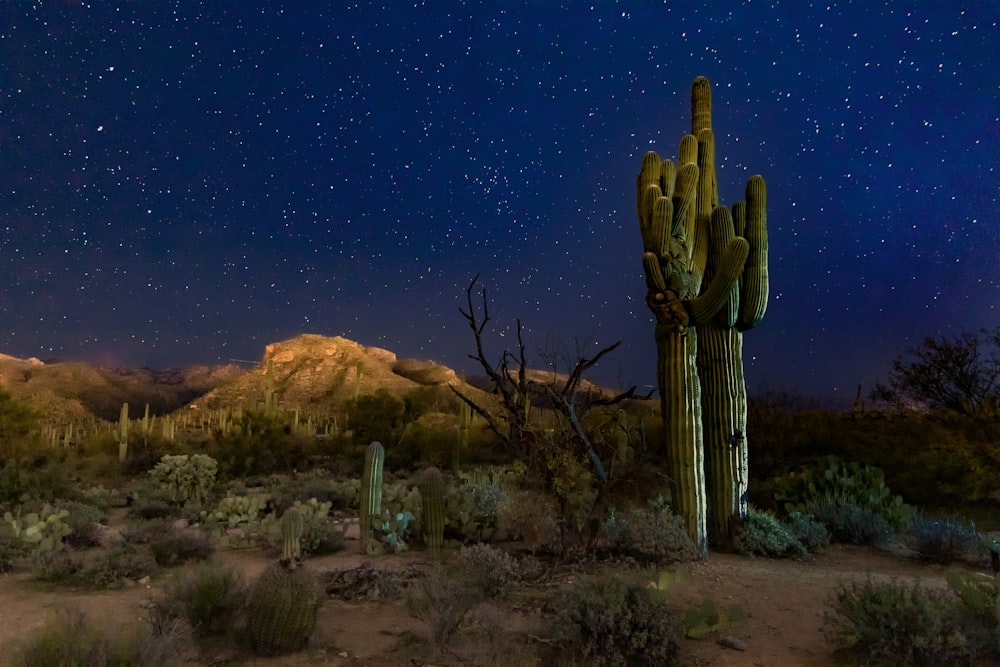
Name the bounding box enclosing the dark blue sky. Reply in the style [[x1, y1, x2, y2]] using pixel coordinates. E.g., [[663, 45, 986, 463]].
[[1, 2, 997, 401]]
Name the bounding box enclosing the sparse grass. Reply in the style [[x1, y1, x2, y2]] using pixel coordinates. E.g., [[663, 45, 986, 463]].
[[407, 565, 479, 651]]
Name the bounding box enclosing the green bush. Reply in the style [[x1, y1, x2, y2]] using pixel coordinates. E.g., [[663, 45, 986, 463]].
[[156, 561, 246, 638], [773, 456, 908, 526], [805, 494, 894, 546], [550, 571, 682, 666], [149, 528, 216, 567], [826, 576, 992, 666], [736, 508, 808, 558], [601, 504, 699, 562], [907, 513, 981, 564], [85, 539, 156, 588], [56, 499, 106, 548], [29, 548, 84, 583], [786, 511, 830, 552]]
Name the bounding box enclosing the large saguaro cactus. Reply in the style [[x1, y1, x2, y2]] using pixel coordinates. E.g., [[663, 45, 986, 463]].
[[637, 76, 768, 552]]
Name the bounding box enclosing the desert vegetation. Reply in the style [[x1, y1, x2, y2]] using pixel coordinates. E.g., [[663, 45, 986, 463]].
[[0, 325, 996, 665]]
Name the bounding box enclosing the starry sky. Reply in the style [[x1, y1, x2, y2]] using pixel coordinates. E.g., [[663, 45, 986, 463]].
[[1, 2, 997, 403]]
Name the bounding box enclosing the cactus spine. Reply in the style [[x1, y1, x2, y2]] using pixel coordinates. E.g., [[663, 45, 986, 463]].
[[637, 76, 767, 553], [360, 441, 384, 554], [419, 467, 446, 559]]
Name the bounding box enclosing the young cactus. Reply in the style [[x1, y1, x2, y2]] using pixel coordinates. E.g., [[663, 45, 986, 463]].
[[360, 441, 385, 554], [280, 506, 304, 566], [419, 467, 446, 560]]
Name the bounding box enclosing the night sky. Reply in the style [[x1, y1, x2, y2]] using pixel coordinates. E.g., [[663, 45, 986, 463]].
[[2, 2, 997, 402]]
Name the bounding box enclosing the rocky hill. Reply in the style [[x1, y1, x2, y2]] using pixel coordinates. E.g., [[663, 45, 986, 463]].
[[0, 333, 638, 424], [0, 335, 468, 423], [0, 353, 243, 422], [195, 334, 461, 413]]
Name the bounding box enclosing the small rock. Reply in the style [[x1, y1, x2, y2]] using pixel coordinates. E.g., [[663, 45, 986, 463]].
[[718, 635, 748, 651]]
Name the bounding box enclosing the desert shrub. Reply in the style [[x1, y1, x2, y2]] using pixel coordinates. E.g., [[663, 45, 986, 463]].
[[29, 548, 84, 583], [149, 528, 216, 567], [456, 543, 519, 598], [825, 576, 990, 666], [805, 494, 894, 546], [406, 566, 479, 650], [946, 570, 1000, 653], [602, 503, 699, 562], [10, 603, 165, 666], [85, 539, 156, 588], [907, 513, 981, 564], [156, 561, 246, 638], [786, 511, 831, 552], [148, 454, 218, 506], [773, 456, 908, 527], [497, 489, 560, 553], [736, 508, 808, 558], [56, 499, 106, 548], [550, 571, 682, 666]]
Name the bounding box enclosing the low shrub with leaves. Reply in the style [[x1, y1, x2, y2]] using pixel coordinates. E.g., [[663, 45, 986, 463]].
[[149, 527, 216, 567], [155, 561, 246, 638], [85, 539, 156, 588], [736, 508, 808, 558], [825, 576, 994, 666], [456, 543, 519, 598], [805, 494, 894, 546], [785, 511, 830, 552], [56, 500, 106, 548], [549, 571, 682, 666], [906, 513, 981, 564], [601, 501, 699, 562]]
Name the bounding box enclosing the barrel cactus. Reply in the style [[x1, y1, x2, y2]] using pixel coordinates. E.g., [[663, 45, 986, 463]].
[[246, 507, 322, 656]]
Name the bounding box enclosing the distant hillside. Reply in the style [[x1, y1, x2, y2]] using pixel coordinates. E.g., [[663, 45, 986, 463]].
[[0, 353, 242, 421], [195, 333, 461, 413], [0, 333, 640, 424]]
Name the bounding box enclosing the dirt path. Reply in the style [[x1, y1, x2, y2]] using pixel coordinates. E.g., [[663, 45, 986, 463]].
[[0, 542, 989, 666]]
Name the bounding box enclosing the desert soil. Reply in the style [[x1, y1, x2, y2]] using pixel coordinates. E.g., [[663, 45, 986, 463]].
[[0, 534, 989, 667]]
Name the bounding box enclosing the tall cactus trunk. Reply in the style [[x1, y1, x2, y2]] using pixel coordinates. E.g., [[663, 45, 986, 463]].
[[657, 324, 708, 557], [698, 325, 749, 544], [360, 441, 384, 554]]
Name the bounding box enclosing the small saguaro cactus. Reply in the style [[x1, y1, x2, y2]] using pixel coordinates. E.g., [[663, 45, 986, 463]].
[[117, 402, 129, 462], [280, 505, 304, 566], [360, 441, 385, 554], [419, 467, 446, 560]]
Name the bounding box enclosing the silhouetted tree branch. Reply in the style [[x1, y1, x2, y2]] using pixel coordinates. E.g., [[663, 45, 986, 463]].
[[875, 327, 1000, 417]]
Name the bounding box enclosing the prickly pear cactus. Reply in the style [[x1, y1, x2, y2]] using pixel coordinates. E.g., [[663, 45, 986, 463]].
[[246, 561, 321, 656]]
